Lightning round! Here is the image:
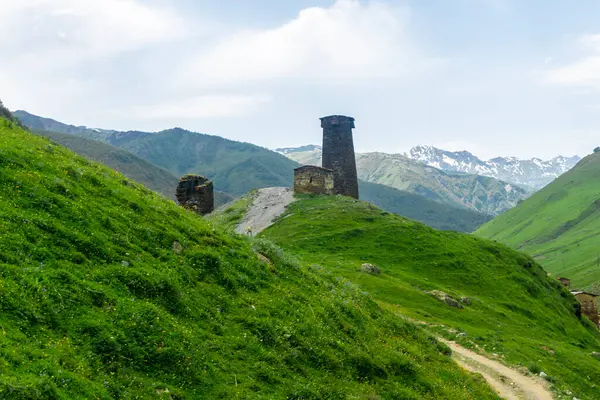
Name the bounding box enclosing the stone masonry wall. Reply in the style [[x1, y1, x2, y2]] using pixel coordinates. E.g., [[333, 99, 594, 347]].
[[294, 166, 335, 195], [175, 175, 214, 215], [321, 115, 359, 199], [574, 293, 599, 326]]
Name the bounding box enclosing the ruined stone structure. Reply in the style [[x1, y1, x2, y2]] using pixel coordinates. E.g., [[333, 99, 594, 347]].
[[294, 165, 334, 195], [321, 115, 359, 199], [558, 277, 571, 288], [175, 175, 214, 215], [572, 291, 599, 327]]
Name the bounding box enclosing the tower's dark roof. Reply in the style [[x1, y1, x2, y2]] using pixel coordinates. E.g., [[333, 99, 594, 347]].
[[319, 115, 355, 122], [320, 115, 355, 128]]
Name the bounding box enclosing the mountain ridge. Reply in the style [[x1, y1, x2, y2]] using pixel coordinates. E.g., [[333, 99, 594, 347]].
[[277, 144, 580, 192], [277, 145, 528, 216], [14, 110, 296, 197], [406, 145, 580, 190]]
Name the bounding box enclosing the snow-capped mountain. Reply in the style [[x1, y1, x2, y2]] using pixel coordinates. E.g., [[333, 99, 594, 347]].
[[276, 144, 322, 154], [406, 146, 580, 190], [276, 145, 529, 216]]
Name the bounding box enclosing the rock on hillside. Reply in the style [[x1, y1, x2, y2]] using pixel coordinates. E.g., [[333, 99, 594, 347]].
[[407, 145, 580, 190]]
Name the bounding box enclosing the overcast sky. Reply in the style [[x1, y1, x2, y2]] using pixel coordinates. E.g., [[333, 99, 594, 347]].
[[2, 0, 600, 159]]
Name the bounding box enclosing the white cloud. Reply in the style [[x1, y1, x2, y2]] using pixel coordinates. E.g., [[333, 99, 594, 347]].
[[0, 0, 186, 57], [111, 95, 272, 120], [543, 34, 600, 89], [0, 0, 204, 119], [0, 0, 438, 131], [180, 0, 429, 86]]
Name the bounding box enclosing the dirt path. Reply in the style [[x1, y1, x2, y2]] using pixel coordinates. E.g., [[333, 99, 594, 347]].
[[440, 339, 553, 400], [235, 187, 294, 235]]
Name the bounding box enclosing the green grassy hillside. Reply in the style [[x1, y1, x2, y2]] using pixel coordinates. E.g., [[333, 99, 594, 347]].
[[261, 195, 600, 399], [476, 152, 600, 290], [209, 181, 491, 233], [34, 130, 232, 205], [0, 117, 503, 398], [34, 130, 179, 199]]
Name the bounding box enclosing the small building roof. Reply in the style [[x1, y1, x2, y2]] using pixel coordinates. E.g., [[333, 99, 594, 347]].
[[294, 165, 333, 172], [571, 291, 599, 297]]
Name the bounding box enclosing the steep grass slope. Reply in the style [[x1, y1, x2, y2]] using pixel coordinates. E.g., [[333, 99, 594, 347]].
[[34, 130, 178, 199], [261, 195, 600, 400], [0, 118, 500, 398], [476, 152, 600, 290], [34, 130, 232, 205]]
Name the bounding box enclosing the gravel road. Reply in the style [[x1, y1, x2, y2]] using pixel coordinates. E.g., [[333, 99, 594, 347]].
[[235, 187, 294, 235], [441, 339, 553, 400]]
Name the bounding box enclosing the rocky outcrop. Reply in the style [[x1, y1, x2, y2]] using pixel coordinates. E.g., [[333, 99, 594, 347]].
[[176, 175, 214, 215], [427, 290, 463, 309], [360, 263, 381, 275]]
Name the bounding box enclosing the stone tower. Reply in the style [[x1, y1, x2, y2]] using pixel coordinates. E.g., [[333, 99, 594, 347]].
[[175, 175, 214, 215], [321, 115, 359, 199]]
